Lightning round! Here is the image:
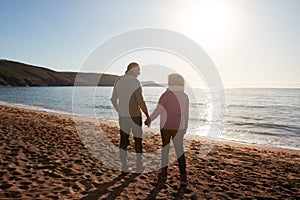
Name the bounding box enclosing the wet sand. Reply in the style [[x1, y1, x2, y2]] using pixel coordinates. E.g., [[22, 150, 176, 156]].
[[0, 105, 299, 199]]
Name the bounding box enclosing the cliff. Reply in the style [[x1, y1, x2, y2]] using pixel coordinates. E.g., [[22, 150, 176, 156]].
[[0, 60, 118, 86]]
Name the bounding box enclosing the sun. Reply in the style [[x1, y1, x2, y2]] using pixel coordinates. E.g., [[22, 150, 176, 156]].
[[181, 1, 234, 42]]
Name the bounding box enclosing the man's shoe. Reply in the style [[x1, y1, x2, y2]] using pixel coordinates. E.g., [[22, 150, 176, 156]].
[[121, 165, 132, 175], [121, 171, 129, 176], [157, 169, 167, 183], [135, 162, 146, 173]]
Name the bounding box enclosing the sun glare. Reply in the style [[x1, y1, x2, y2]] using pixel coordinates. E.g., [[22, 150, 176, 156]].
[[181, 1, 233, 42]]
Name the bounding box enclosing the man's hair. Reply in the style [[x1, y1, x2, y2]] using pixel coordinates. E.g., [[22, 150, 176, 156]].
[[168, 74, 185, 86], [126, 62, 139, 73]]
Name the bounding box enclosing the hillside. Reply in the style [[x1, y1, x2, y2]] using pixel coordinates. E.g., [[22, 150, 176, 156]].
[[0, 60, 119, 86], [141, 81, 164, 87]]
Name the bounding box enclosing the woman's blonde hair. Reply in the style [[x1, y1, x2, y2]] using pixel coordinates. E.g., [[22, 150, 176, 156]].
[[168, 73, 185, 86]]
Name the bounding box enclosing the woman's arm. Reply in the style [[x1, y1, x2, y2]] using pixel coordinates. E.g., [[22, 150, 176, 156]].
[[145, 94, 166, 126], [150, 104, 164, 121], [184, 97, 189, 130], [145, 104, 164, 126]]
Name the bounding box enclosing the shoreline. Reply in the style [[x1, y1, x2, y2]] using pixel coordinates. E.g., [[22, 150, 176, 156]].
[[0, 101, 299, 151], [1, 104, 300, 199]]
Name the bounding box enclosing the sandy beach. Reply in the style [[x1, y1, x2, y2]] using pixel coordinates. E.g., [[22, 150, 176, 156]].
[[0, 105, 299, 199]]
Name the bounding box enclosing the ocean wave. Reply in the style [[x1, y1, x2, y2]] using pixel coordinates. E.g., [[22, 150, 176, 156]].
[[227, 104, 266, 109], [0, 100, 74, 116], [228, 121, 300, 135], [95, 105, 113, 109]]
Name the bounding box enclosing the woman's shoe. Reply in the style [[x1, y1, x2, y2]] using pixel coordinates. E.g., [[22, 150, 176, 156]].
[[180, 174, 188, 187]]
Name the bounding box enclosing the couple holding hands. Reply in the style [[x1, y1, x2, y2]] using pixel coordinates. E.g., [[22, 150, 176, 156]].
[[111, 62, 189, 186]]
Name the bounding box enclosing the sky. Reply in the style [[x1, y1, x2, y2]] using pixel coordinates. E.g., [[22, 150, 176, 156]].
[[1, 0, 300, 88]]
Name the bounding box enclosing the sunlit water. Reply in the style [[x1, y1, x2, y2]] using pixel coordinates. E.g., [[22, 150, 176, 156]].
[[0, 87, 299, 150]]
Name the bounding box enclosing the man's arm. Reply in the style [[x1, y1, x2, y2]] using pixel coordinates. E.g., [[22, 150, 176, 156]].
[[111, 86, 119, 113], [134, 86, 149, 117]]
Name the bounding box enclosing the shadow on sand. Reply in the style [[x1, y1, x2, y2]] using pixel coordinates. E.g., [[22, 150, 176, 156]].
[[83, 173, 193, 200], [145, 181, 191, 200], [82, 173, 139, 200]]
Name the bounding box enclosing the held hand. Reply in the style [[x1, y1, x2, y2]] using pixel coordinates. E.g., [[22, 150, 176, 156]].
[[144, 117, 151, 127]]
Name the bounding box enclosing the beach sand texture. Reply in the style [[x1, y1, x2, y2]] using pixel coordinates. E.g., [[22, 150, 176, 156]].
[[1, 105, 299, 199]]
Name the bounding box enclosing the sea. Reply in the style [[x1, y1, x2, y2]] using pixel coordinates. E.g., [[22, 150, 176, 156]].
[[0, 87, 299, 150]]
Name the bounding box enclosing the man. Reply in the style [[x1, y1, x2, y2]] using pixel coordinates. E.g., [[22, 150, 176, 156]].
[[111, 62, 149, 173]]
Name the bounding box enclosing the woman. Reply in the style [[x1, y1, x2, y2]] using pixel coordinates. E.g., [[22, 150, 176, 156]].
[[145, 74, 189, 186]]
